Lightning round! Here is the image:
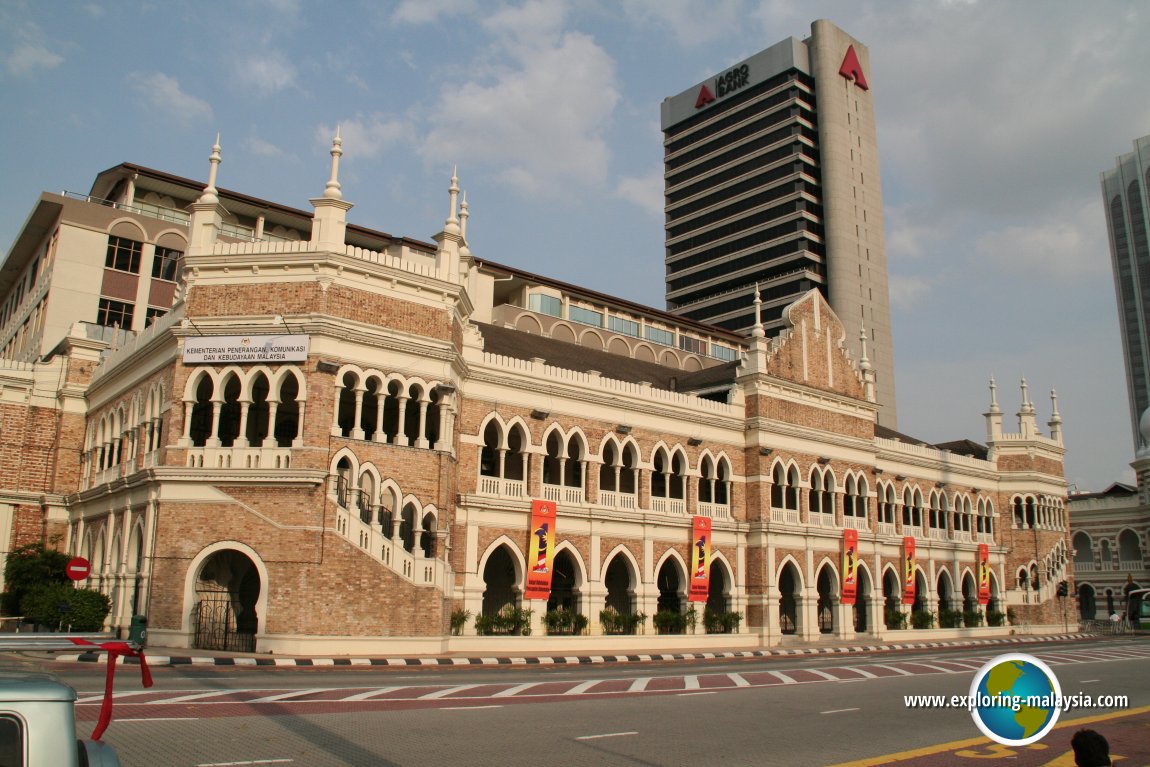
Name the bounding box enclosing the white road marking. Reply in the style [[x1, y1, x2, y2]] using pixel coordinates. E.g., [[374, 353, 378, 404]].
[[727, 673, 750, 687], [118, 717, 199, 722], [628, 677, 651, 692], [564, 680, 603, 695], [576, 731, 638, 741], [678, 691, 716, 697], [682, 675, 700, 690], [153, 690, 247, 704], [420, 685, 479, 700], [342, 687, 402, 701], [195, 760, 294, 766], [493, 682, 540, 697], [440, 705, 503, 710], [246, 689, 332, 703], [768, 670, 797, 684], [821, 708, 860, 714]]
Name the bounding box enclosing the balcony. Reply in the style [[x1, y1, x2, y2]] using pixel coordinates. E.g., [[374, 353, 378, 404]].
[[877, 522, 897, 537], [599, 490, 637, 509], [1073, 561, 1096, 572], [650, 497, 687, 516], [927, 528, 948, 542], [770, 507, 801, 525], [696, 501, 732, 521], [542, 484, 585, 505], [186, 446, 293, 469], [478, 476, 526, 497], [810, 512, 836, 528]]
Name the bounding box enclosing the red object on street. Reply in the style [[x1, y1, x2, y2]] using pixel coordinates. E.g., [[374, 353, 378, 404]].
[[65, 557, 91, 581]]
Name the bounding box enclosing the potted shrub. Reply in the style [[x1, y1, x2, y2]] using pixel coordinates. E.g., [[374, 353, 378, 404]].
[[938, 608, 963, 628], [911, 610, 935, 629], [885, 608, 908, 630], [543, 607, 588, 635], [962, 609, 982, 628], [450, 608, 470, 636]]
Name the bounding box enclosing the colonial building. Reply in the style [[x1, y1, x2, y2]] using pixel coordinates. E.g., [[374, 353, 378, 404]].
[[1068, 420, 1150, 622], [0, 138, 1071, 653]]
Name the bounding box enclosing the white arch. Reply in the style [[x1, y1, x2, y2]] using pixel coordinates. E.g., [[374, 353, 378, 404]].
[[181, 541, 270, 639]]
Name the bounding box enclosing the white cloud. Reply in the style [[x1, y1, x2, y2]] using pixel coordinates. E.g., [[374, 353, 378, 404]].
[[419, 18, 619, 196], [318, 115, 414, 161], [614, 168, 663, 216], [245, 135, 287, 158], [621, 0, 745, 46], [482, 0, 567, 45], [129, 72, 214, 124], [393, 0, 477, 25], [974, 198, 1107, 279], [887, 274, 933, 311], [235, 52, 297, 96], [5, 42, 63, 76]]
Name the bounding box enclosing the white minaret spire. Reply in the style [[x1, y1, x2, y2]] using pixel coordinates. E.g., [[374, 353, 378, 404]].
[[323, 125, 343, 200], [200, 133, 222, 204], [751, 283, 765, 338], [445, 165, 461, 234], [858, 326, 875, 403], [1048, 388, 1063, 443]]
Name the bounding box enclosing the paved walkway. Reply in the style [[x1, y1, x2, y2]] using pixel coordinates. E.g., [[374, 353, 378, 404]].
[[48, 632, 1099, 668]]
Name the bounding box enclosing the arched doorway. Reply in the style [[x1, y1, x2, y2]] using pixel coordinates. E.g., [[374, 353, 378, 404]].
[[853, 567, 872, 633], [1078, 583, 1096, 621], [816, 564, 836, 634], [912, 571, 927, 615], [481, 546, 519, 617], [962, 573, 978, 621], [546, 549, 579, 614], [778, 562, 801, 635], [656, 559, 684, 614], [603, 555, 635, 616], [883, 568, 902, 628], [193, 549, 261, 652], [937, 570, 954, 616], [707, 564, 729, 615]]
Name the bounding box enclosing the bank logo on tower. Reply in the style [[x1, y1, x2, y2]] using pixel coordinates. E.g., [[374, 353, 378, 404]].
[[968, 653, 1062, 746]]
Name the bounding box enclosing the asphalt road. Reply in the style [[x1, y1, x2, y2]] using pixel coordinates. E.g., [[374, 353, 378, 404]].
[[36, 638, 1150, 767]]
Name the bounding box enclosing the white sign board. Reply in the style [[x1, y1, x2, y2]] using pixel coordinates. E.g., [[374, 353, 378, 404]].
[[183, 335, 310, 364]]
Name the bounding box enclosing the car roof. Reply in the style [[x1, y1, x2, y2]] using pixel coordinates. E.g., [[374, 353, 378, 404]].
[[0, 671, 76, 703]]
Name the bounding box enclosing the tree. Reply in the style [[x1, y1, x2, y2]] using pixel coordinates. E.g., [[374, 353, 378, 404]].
[[2, 543, 69, 615]]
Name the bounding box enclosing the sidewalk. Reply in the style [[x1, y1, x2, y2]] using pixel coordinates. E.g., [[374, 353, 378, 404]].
[[45, 632, 1100, 668]]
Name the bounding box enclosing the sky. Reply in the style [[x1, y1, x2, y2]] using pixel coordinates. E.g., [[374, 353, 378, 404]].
[[2, 0, 1147, 492]]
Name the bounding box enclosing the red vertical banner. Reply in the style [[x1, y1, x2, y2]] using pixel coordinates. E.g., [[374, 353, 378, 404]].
[[842, 529, 859, 605], [524, 500, 557, 600], [977, 544, 990, 605], [902, 536, 917, 605], [688, 516, 712, 603]]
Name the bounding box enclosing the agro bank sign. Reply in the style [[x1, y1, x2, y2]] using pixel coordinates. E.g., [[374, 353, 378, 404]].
[[183, 335, 310, 364]]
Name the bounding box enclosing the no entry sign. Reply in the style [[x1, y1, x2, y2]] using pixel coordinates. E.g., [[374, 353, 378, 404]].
[[65, 557, 91, 581]]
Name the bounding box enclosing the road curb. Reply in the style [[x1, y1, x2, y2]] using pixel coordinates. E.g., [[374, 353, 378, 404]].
[[49, 633, 1096, 668]]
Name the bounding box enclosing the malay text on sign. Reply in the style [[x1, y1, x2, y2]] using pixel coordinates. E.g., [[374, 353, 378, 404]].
[[183, 334, 310, 363]]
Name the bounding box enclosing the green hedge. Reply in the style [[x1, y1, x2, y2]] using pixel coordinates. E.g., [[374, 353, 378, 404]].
[[21, 584, 110, 632]]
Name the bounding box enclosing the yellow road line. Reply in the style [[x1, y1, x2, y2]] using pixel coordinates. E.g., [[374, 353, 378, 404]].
[[826, 704, 1150, 767]]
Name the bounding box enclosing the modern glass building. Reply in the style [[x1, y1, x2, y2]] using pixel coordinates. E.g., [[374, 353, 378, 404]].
[[1101, 134, 1150, 451], [661, 19, 897, 427]]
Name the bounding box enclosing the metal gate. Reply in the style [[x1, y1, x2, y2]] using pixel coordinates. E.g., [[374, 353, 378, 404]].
[[193, 593, 256, 652]]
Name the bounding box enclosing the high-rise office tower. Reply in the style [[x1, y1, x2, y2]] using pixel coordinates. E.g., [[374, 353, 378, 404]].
[[661, 19, 897, 426], [1101, 134, 1150, 450]]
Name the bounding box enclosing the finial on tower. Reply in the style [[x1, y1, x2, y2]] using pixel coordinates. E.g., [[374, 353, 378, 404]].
[[199, 134, 222, 204], [323, 126, 343, 200], [858, 326, 871, 371], [988, 377, 1000, 413], [1020, 377, 1033, 412], [751, 283, 765, 338], [460, 191, 469, 241], [444, 166, 461, 234]]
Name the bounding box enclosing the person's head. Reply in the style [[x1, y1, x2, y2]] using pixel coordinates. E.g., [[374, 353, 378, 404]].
[[1071, 729, 1110, 767]]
